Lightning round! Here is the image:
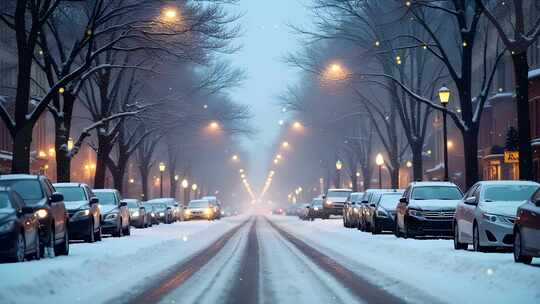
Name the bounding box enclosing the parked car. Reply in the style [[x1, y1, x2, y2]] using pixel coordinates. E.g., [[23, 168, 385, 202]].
[[297, 203, 310, 220], [322, 188, 352, 218], [367, 191, 404, 234], [54, 183, 101, 243], [308, 198, 325, 220], [514, 188, 540, 264], [395, 182, 463, 238], [184, 199, 216, 220], [343, 192, 363, 228], [145, 199, 175, 223], [454, 181, 539, 251], [272, 208, 284, 215], [94, 189, 130, 237], [358, 189, 394, 231], [124, 199, 148, 228], [0, 174, 69, 257], [0, 190, 41, 262], [202, 196, 221, 220]]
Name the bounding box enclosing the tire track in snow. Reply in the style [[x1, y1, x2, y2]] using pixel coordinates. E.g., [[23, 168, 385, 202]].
[[225, 216, 259, 304], [266, 217, 405, 304], [124, 217, 252, 304]]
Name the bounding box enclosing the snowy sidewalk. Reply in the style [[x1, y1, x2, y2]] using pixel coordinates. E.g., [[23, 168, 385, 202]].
[[268, 215, 540, 304]]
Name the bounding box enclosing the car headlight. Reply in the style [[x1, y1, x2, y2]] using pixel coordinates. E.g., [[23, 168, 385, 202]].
[[35, 209, 48, 219], [0, 221, 16, 233], [353, 207, 359, 213], [74, 209, 90, 218], [105, 213, 118, 220], [314, 207, 319, 211], [204, 208, 212, 215], [184, 209, 191, 215], [159, 212, 165, 216], [481, 213, 513, 224], [325, 200, 333, 205], [150, 212, 155, 217], [408, 209, 422, 217], [132, 211, 140, 217]]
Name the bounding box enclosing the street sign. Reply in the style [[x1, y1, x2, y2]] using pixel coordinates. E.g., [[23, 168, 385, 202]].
[[504, 151, 519, 163]]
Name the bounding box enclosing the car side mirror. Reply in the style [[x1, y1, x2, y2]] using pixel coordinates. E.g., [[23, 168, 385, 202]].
[[399, 197, 408, 204], [50, 192, 64, 203], [533, 199, 540, 207], [361, 200, 368, 204], [370, 203, 376, 207], [139, 206, 145, 211], [351, 202, 356, 205], [464, 197, 478, 206], [119, 201, 128, 207], [90, 197, 99, 205], [322, 195, 326, 199]]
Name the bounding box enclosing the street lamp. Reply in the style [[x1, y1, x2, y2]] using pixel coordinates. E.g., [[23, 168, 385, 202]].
[[159, 162, 166, 198], [438, 86, 451, 181], [192, 183, 198, 199], [182, 179, 189, 204], [161, 7, 179, 22], [282, 141, 290, 149], [67, 137, 74, 151], [335, 160, 343, 188], [375, 153, 384, 189]]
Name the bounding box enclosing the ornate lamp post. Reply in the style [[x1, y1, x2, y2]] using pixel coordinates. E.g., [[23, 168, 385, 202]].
[[335, 160, 343, 188], [159, 162, 166, 198], [181, 179, 189, 204], [375, 153, 384, 188], [438, 86, 451, 181]]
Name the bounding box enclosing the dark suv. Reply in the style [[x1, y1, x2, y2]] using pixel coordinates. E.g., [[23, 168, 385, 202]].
[[0, 175, 69, 257], [94, 189, 130, 237], [54, 183, 102, 242], [322, 189, 352, 218]]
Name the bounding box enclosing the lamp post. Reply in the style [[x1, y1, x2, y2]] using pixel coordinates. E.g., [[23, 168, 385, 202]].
[[335, 160, 343, 188], [438, 86, 451, 181], [192, 183, 198, 199], [376, 153, 384, 188], [159, 162, 166, 198], [182, 179, 189, 205]]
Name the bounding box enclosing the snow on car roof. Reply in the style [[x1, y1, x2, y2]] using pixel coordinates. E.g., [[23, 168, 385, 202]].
[[93, 189, 116, 193], [409, 181, 459, 187], [476, 180, 540, 186], [0, 174, 39, 180], [53, 182, 87, 188]]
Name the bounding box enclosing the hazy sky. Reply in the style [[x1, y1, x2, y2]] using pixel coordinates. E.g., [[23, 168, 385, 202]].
[[228, 1, 310, 183]]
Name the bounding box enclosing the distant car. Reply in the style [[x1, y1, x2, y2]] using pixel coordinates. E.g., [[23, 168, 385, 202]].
[[94, 189, 130, 237], [308, 198, 324, 220], [0, 190, 41, 262], [184, 199, 216, 220], [395, 182, 463, 238], [367, 191, 404, 234], [454, 181, 539, 251], [514, 189, 540, 264], [343, 192, 363, 228], [0, 175, 69, 257], [358, 189, 394, 232], [124, 199, 148, 228], [322, 188, 352, 218], [54, 183, 102, 242], [272, 208, 284, 215], [145, 199, 175, 223], [297, 203, 310, 220], [202, 196, 222, 220]]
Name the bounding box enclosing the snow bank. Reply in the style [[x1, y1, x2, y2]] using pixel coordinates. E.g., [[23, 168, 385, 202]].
[[0, 216, 248, 304], [269, 216, 540, 304]]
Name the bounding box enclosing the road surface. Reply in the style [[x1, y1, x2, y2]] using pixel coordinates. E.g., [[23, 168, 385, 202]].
[[0, 214, 538, 304]]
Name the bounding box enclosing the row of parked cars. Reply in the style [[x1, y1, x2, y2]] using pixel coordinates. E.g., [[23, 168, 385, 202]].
[[0, 174, 226, 263], [293, 181, 540, 265]]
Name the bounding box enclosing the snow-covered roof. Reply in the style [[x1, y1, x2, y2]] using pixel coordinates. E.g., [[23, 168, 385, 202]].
[[327, 188, 352, 191], [0, 174, 39, 180], [146, 198, 176, 203], [93, 189, 116, 193], [529, 68, 540, 80], [410, 181, 459, 187], [53, 182, 88, 188], [476, 180, 540, 186]]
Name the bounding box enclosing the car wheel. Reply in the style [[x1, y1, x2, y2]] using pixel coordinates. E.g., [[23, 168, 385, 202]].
[[86, 220, 95, 243], [12, 232, 26, 262], [95, 225, 102, 242], [403, 220, 412, 239], [123, 220, 131, 236], [41, 226, 55, 258], [453, 222, 467, 250], [371, 217, 380, 235], [54, 226, 69, 256], [113, 219, 122, 237], [28, 232, 40, 261], [513, 229, 532, 264], [473, 224, 486, 252]]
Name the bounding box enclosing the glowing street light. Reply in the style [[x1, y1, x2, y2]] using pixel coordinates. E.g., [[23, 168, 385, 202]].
[[181, 179, 189, 188], [439, 86, 451, 181], [232, 154, 239, 161], [335, 160, 343, 188], [282, 141, 290, 149], [161, 7, 179, 22], [67, 137, 74, 151], [292, 121, 303, 130], [159, 162, 166, 198]]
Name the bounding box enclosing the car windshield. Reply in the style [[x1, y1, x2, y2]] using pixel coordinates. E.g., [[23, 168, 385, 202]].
[[55, 187, 86, 202], [327, 191, 351, 198], [189, 201, 209, 208], [0, 192, 13, 211], [0, 180, 43, 205], [126, 201, 139, 208], [483, 185, 539, 202], [312, 199, 323, 206], [378, 194, 403, 209], [95, 192, 116, 205], [411, 186, 462, 200]]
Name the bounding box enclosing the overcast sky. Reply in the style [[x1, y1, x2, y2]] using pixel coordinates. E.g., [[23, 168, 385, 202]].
[[228, 1, 310, 184]]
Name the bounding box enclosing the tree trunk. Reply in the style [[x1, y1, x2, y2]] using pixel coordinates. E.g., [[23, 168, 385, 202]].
[[112, 167, 125, 194], [462, 130, 480, 189], [169, 174, 177, 199], [55, 93, 75, 182], [361, 165, 372, 191], [139, 165, 150, 201], [389, 163, 399, 189], [411, 141, 424, 182], [350, 171, 358, 192], [11, 123, 33, 173], [512, 52, 534, 180], [94, 137, 112, 189]]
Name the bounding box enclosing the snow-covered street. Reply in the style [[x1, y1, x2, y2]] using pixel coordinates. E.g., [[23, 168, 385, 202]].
[[1, 214, 539, 304]]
